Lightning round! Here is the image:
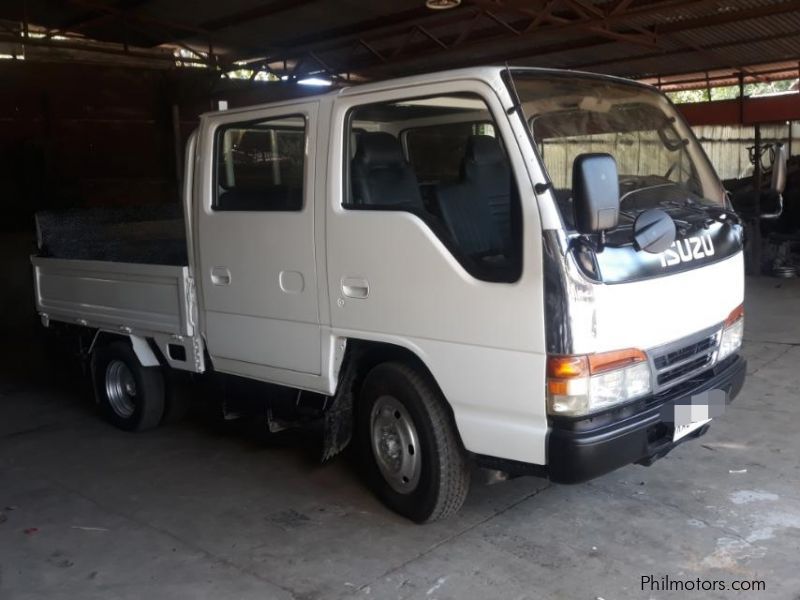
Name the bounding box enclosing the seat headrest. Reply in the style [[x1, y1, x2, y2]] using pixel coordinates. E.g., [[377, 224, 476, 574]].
[[465, 135, 505, 166], [354, 132, 405, 168]]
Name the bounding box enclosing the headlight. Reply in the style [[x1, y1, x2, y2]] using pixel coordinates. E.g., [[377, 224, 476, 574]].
[[547, 348, 652, 417], [718, 304, 744, 362]]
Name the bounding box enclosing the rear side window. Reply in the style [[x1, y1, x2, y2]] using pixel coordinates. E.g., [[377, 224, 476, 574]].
[[214, 115, 306, 211]]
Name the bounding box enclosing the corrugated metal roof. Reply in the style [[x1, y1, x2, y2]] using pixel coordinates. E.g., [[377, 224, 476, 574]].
[[0, 0, 798, 87]]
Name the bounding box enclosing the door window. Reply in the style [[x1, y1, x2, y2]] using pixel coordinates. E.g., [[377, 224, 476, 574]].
[[404, 122, 495, 182], [214, 115, 306, 211], [344, 94, 520, 283]]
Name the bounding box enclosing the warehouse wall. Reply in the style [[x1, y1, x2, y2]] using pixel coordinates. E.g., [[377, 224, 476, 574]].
[[0, 62, 182, 231], [0, 61, 321, 232], [695, 123, 799, 181], [540, 123, 799, 188]]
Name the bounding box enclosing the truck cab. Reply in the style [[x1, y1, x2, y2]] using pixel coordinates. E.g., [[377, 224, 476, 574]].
[[32, 67, 746, 522]]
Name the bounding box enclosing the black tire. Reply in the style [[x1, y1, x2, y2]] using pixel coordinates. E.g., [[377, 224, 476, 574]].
[[91, 340, 165, 431], [358, 362, 470, 523]]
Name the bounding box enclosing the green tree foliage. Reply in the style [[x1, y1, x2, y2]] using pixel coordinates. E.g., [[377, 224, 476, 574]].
[[667, 79, 798, 104]]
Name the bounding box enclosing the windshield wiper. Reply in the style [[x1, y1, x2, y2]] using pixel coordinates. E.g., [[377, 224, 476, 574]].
[[659, 198, 741, 228]]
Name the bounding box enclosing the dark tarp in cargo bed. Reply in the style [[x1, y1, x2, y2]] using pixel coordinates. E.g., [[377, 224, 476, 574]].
[[35, 205, 188, 266]]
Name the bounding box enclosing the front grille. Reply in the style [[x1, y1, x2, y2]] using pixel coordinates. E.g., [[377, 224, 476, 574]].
[[651, 330, 720, 391], [657, 354, 713, 386], [653, 335, 717, 371]]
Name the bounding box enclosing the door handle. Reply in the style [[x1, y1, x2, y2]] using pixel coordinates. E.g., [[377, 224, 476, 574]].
[[210, 267, 232, 286], [341, 277, 369, 299]]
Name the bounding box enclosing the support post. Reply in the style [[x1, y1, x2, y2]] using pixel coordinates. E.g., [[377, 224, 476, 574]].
[[171, 104, 183, 188], [747, 124, 763, 275], [738, 73, 744, 125]]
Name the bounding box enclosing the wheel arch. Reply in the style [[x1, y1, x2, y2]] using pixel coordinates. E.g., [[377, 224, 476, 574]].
[[321, 337, 464, 462], [341, 339, 450, 408], [89, 330, 160, 368]]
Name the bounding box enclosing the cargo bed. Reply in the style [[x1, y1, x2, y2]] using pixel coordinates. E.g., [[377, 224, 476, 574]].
[[32, 256, 203, 371]]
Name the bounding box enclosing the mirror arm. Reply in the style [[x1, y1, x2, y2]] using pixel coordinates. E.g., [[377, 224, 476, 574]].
[[534, 181, 553, 195], [569, 231, 607, 255]]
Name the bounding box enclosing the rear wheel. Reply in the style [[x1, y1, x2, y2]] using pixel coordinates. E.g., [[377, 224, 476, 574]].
[[358, 362, 470, 523], [91, 340, 165, 431]]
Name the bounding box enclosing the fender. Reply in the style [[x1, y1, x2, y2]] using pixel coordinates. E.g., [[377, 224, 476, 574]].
[[89, 330, 160, 367]]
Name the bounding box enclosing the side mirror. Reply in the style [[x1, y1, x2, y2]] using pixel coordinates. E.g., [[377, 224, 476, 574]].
[[572, 153, 620, 234], [762, 143, 787, 220], [770, 143, 787, 194]]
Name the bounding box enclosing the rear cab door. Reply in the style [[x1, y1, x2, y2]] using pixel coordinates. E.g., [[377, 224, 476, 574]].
[[194, 102, 323, 385]]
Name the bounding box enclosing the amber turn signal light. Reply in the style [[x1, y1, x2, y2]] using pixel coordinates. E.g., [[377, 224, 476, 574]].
[[546, 355, 589, 379], [724, 303, 744, 328], [547, 348, 646, 380]]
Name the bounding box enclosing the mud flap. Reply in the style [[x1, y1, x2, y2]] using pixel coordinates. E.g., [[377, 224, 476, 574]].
[[321, 350, 359, 462]]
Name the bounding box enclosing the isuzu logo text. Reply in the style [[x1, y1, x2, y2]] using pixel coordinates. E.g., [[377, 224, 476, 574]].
[[659, 235, 715, 267]]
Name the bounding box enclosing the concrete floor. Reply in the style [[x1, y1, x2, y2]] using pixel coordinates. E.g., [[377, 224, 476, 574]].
[[2, 232, 800, 599]]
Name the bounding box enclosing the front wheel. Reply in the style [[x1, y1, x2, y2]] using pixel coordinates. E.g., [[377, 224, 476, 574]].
[[358, 362, 470, 523], [91, 340, 165, 431]]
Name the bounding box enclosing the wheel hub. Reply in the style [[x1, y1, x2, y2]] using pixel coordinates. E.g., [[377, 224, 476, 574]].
[[105, 359, 137, 419], [370, 396, 421, 494]]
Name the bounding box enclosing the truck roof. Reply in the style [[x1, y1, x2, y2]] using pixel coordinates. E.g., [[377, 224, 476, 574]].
[[200, 66, 652, 119]]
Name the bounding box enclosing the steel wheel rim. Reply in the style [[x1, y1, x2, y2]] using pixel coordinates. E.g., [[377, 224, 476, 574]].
[[105, 360, 137, 418], [370, 395, 421, 494]]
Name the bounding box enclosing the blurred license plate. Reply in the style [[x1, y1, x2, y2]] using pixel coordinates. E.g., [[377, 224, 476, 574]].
[[673, 417, 711, 442]]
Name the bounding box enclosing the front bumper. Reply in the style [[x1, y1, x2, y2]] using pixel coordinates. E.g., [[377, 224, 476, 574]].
[[547, 354, 746, 484]]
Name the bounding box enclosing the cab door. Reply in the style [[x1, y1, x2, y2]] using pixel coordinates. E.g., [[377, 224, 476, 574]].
[[196, 103, 321, 378], [325, 83, 548, 465]]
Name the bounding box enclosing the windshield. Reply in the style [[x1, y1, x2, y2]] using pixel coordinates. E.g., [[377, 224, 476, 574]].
[[510, 72, 725, 230]]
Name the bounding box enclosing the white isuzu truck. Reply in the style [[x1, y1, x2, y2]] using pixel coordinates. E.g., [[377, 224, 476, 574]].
[[32, 67, 747, 522]]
